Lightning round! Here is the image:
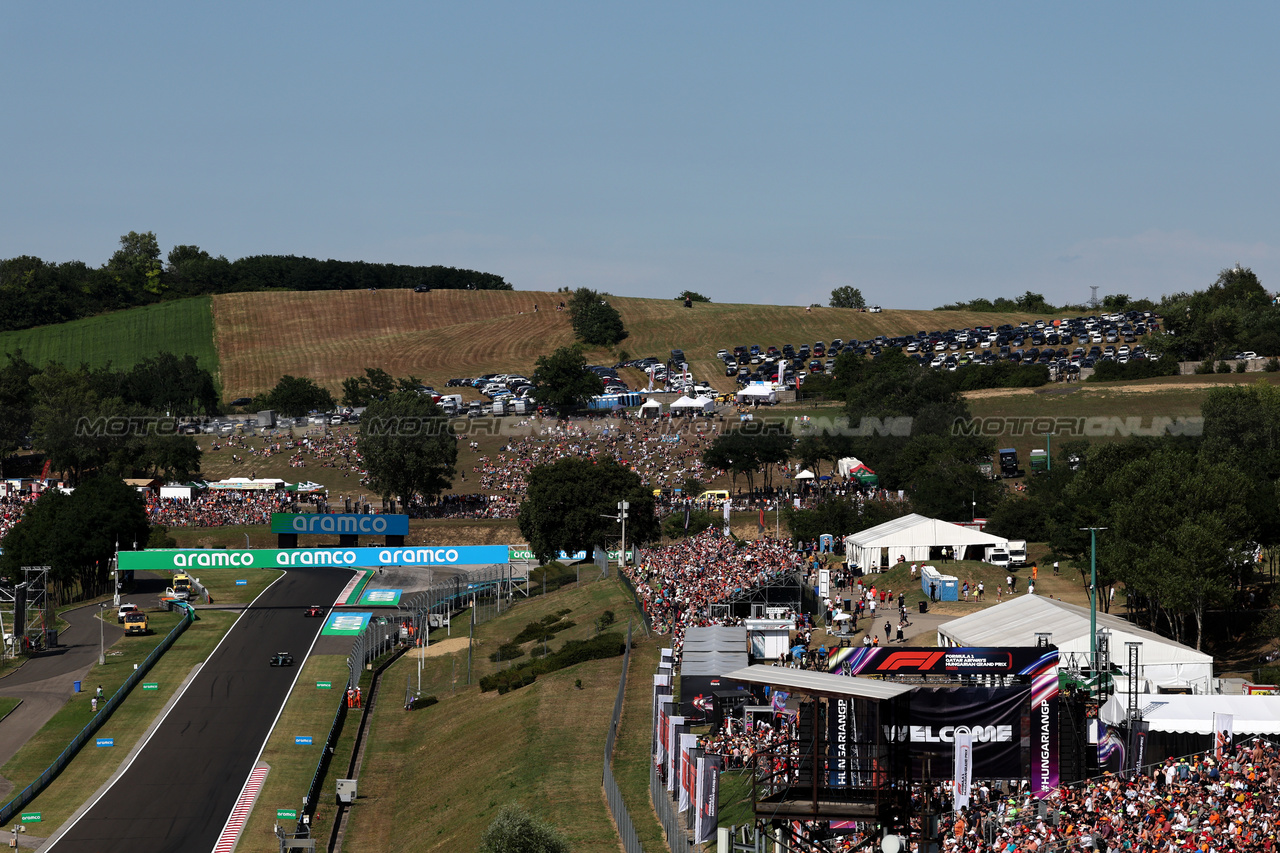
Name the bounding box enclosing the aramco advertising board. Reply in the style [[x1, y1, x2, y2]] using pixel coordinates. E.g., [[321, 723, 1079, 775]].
[[269, 513, 409, 536], [117, 546, 511, 570]]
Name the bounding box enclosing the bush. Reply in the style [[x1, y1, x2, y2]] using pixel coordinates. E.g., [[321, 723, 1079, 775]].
[[489, 641, 526, 662], [1237, 360, 1248, 373], [479, 803, 570, 853], [1087, 358, 1179, 382], [1217, 360, 1233, 374], [1195, 359, 1216, 374], [527, 562, 577, 596], [513, 618, 576, 644], [479, 632, 627, 692], [1266, 358, 1280, 373], [407, 695, 438, 710]]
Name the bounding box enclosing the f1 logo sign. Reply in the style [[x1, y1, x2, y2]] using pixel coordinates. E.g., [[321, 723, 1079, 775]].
[[877, 651, 944, 671]]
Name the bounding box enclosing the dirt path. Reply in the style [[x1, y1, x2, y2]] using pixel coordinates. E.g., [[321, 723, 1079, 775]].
[[962, 380, 1239, 400], [407, 637, 470, 659]]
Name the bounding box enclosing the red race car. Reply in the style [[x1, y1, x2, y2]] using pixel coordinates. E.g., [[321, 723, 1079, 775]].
[[304, 605, 325, 617]]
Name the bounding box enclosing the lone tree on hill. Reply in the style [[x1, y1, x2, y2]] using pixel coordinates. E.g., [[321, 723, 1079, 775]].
[[829, 286, 866, 310], [566, 287, 627, 346]]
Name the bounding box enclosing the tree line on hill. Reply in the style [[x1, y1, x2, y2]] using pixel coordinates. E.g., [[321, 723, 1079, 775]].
[[935, 290, 1157, 315], [0, 351, 215, 482], [0, 230, 512, 333]]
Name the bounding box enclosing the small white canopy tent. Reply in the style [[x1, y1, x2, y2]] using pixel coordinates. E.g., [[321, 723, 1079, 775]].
[[639, 398, 663, 416], [794, 469, 816, 480], [842, 512, 1009, 568], [836, 457, 866, 477], [940, 595, 1215, 694], [693, 395, 717, 410], [1100, 694, 1280, 734]]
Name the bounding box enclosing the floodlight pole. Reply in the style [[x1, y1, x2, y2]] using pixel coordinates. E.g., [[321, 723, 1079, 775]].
[[99, 603, 106, 666], [1080, 527, 1107, 674]]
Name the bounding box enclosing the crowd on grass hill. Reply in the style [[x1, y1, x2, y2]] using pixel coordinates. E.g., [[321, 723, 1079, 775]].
[[145, 491, 301, 528], [624, 529, 799, 664], [473, 417, 720, 502], [0, 493, 41, 540]]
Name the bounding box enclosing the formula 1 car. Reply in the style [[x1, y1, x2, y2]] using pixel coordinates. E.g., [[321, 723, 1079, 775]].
[[270, 651, 294, 667], [304, 605, 324, 617]]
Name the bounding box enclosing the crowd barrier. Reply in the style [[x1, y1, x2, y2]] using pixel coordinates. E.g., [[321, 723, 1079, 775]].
[[0, 602, 197, 826]]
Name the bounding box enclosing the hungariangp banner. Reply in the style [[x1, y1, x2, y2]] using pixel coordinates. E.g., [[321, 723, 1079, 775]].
[[270, 513, 409, 535], [118, 545, 511, 570]]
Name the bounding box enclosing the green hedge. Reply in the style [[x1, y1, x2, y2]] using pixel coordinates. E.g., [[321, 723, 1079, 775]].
[[513, 616, 576, 644], [480, 632, 628, 693]]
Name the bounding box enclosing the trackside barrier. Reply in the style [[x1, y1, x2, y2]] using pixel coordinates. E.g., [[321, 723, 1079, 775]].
[[617, 572, 653, 638], [601, 622, 646, 853], [298, 690, 347, 834], [0, 601, 197, 826]]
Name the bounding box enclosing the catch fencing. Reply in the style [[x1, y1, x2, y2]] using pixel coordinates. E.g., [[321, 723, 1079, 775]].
[[0, 601, 197, 826], [602, 622, 646, 853], [301, 564, 515, 837]]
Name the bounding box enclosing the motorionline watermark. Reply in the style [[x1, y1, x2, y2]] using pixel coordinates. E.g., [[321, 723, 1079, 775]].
[[76, 416, 185, 438], [951, 415, 1204, 438]]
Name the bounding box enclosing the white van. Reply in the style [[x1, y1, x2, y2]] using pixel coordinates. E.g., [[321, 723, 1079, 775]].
[[984, 546, 1010, 568]]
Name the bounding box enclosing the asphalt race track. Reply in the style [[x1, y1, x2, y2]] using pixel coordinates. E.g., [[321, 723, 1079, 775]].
[[47, 567, 352, 853]]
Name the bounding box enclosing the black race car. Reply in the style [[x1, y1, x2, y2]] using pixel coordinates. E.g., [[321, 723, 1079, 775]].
[[270, 651, 294, 667]]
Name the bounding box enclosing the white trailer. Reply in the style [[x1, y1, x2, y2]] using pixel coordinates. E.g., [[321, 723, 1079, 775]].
[[983, 545, 1010, 568]]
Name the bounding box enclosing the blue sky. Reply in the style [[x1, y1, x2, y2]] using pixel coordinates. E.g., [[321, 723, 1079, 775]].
[[3, 2, 1277, 309]]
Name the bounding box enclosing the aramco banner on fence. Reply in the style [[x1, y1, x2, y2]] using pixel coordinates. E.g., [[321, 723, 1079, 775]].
[[270, 513, 409, 536], [118, 546, 511, 570]]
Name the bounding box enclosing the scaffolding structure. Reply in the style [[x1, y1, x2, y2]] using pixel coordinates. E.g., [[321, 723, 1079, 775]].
[[0, 566, 52, 659]]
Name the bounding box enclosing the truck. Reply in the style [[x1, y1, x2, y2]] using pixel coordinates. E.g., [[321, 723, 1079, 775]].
[[124, 610, 149, 636], [1029, 448, 1048, 474], [171, 573, 193, 601], [1007, 540, 1028, 567], [998, 448, 1024, 478], [983, 545, 1010, 568]]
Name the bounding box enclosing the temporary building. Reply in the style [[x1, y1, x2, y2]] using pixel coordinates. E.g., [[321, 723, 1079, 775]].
[[639, 398, 663, 416], [841, 512, 1008, 569], [670, 395, 713, 414], [1100, 694, 1280, 735], [938, 595, 1215, 694], [735, 385, 777, 404], [836, 457, 865, 477], [794, 469, 816, 480]]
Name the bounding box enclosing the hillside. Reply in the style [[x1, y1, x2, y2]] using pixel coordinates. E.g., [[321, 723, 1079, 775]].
[[0, 297, 218, 376], [211, 288, 1061, 397]]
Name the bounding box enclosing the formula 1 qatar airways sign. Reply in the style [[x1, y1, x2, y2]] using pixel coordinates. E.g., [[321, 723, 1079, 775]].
[[270, 513, 409, 536], [117, 545, 511, 570]]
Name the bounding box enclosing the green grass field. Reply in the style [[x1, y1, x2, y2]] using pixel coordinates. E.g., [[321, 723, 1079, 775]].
[[0, 697, 20, 723], [0, 296, 218, 378], [342, 576, 648, 852], [4, 610, 238, 828], [239, 655, 351, 853]]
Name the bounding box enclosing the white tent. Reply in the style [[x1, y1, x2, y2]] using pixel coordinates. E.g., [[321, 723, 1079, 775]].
[[939, 595, 1215, 694], [794, 469, 816, 480], [670, 395, 713, 414], [836, 457, 866, 477], [736, 385, 777, 404], [639, 398, 663, 416], [842, 512, 1007, 568], [1100, 694, 1280, 734], [693, 395, 718, 410]]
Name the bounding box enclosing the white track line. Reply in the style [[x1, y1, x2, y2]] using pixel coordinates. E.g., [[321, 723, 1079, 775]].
[[45, 572, 288, 851]]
